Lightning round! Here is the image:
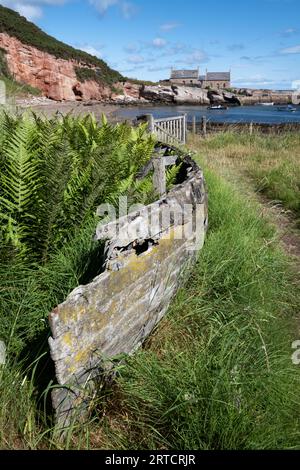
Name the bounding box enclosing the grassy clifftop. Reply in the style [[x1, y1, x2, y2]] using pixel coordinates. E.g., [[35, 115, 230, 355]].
[[0, 4, 123, 85]]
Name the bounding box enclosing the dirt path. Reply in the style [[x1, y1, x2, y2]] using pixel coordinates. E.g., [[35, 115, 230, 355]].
[[188, 137, 300, 267], [258, 196, 300, 263]]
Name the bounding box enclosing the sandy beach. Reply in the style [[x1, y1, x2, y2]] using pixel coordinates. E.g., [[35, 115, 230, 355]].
[[15, 97, 124, 122]]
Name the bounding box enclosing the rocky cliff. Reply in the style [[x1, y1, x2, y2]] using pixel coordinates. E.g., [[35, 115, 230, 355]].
[[0, 32, 119, 101], [0, 4, 126, 101]]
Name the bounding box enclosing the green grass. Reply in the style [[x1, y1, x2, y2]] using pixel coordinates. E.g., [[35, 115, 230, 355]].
[[189, 131, 300, 219], [89, 164, 300, 450], [1, 47, 41, 98], [1, 75, 41, 98]]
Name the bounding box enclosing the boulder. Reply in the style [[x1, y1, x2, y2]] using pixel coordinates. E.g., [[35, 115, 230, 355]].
[[208, 89, 241, 105], [111, 94, 144, 104], [223, 91, 241, 105], [141, 85, 175, 103], [172, 85, 210, 104], [122, 82, 141, 99]]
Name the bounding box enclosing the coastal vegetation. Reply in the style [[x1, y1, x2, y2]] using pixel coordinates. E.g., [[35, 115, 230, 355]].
[[0, 112, 155, 355], [190, 131, 300, 221], [124, 77, 159, 87], [0, 47, 9, 77], [0, 46, 40, 97]]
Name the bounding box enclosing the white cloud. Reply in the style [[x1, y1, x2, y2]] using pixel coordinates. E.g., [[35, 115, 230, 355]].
[[89, 0, 118, 14], [228, 43, 245, 51], [120, 65, 144, 73], [180, 49, 209, 65], [121, 1, 136, 19], [124, 43, 139, 53], [280, 44, 300, 54], [89, 0, 136, 19], [160, 22, 180, 31], [152, 38, 167, 48], [14, 3, 42, 19], [127, 54, 145, 64], [284, 28, 297, 34], [1, 0, 67, 20], [233, 75, 290, 88], [78, 44, 104, 58], [280, 27, 298, 38], [148, 65, 172, 72]]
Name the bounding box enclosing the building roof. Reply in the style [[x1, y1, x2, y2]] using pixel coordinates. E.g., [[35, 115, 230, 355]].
[[171, 69, 199, 79], [206, 72, 231, 81]]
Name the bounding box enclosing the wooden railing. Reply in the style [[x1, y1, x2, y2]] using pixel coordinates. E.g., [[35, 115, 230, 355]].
[[146, 114, 187, 145]]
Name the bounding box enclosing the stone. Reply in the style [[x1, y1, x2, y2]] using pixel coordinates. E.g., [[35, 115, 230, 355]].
[[206, 89, 241, 105], [173, 85, 210, 104], [141, 85, 175, 103]]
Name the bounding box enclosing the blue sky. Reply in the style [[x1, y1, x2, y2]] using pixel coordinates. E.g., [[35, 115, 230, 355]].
[[2, 0, 300, 88]]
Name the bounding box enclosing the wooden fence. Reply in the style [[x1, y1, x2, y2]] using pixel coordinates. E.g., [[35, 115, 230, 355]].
[[146, 114, 187, 146], [190, 116, 300, 136]]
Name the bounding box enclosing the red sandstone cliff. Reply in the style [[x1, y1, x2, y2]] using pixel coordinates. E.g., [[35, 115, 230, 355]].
[[0, 32, 137, 101]]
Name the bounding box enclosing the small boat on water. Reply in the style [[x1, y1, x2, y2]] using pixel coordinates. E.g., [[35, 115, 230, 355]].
[[277, 105, 297, 112], [207, 104, 228, 110], [260, 102, 274, 106]]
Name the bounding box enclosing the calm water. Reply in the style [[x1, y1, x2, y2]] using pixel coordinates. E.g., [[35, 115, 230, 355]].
[[117, 104, 300, 124]]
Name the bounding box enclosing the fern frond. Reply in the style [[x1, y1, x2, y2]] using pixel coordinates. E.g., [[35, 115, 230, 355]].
[[166, 163, 182, 190]]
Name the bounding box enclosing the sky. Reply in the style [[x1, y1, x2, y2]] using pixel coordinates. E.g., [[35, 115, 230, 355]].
[[1, 0, 300, 89]]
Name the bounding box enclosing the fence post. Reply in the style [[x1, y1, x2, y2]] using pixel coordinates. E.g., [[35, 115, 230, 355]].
[[192, 115, 196, 135], [249, 121, 253, 136], [153, 156, 166, 197], [146, 114, 155, 134], [201, 116, 207, 138], [182, 114, 187, 144]]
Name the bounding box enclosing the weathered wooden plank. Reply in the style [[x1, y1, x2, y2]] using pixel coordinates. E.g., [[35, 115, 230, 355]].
[[146, 114, 155, 133], [201, 116, 207, 137], [153, 157, 166, 196], [164, 155, 178, 166], [192, 115, 196, 135], [183, 114, 186, 144]]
